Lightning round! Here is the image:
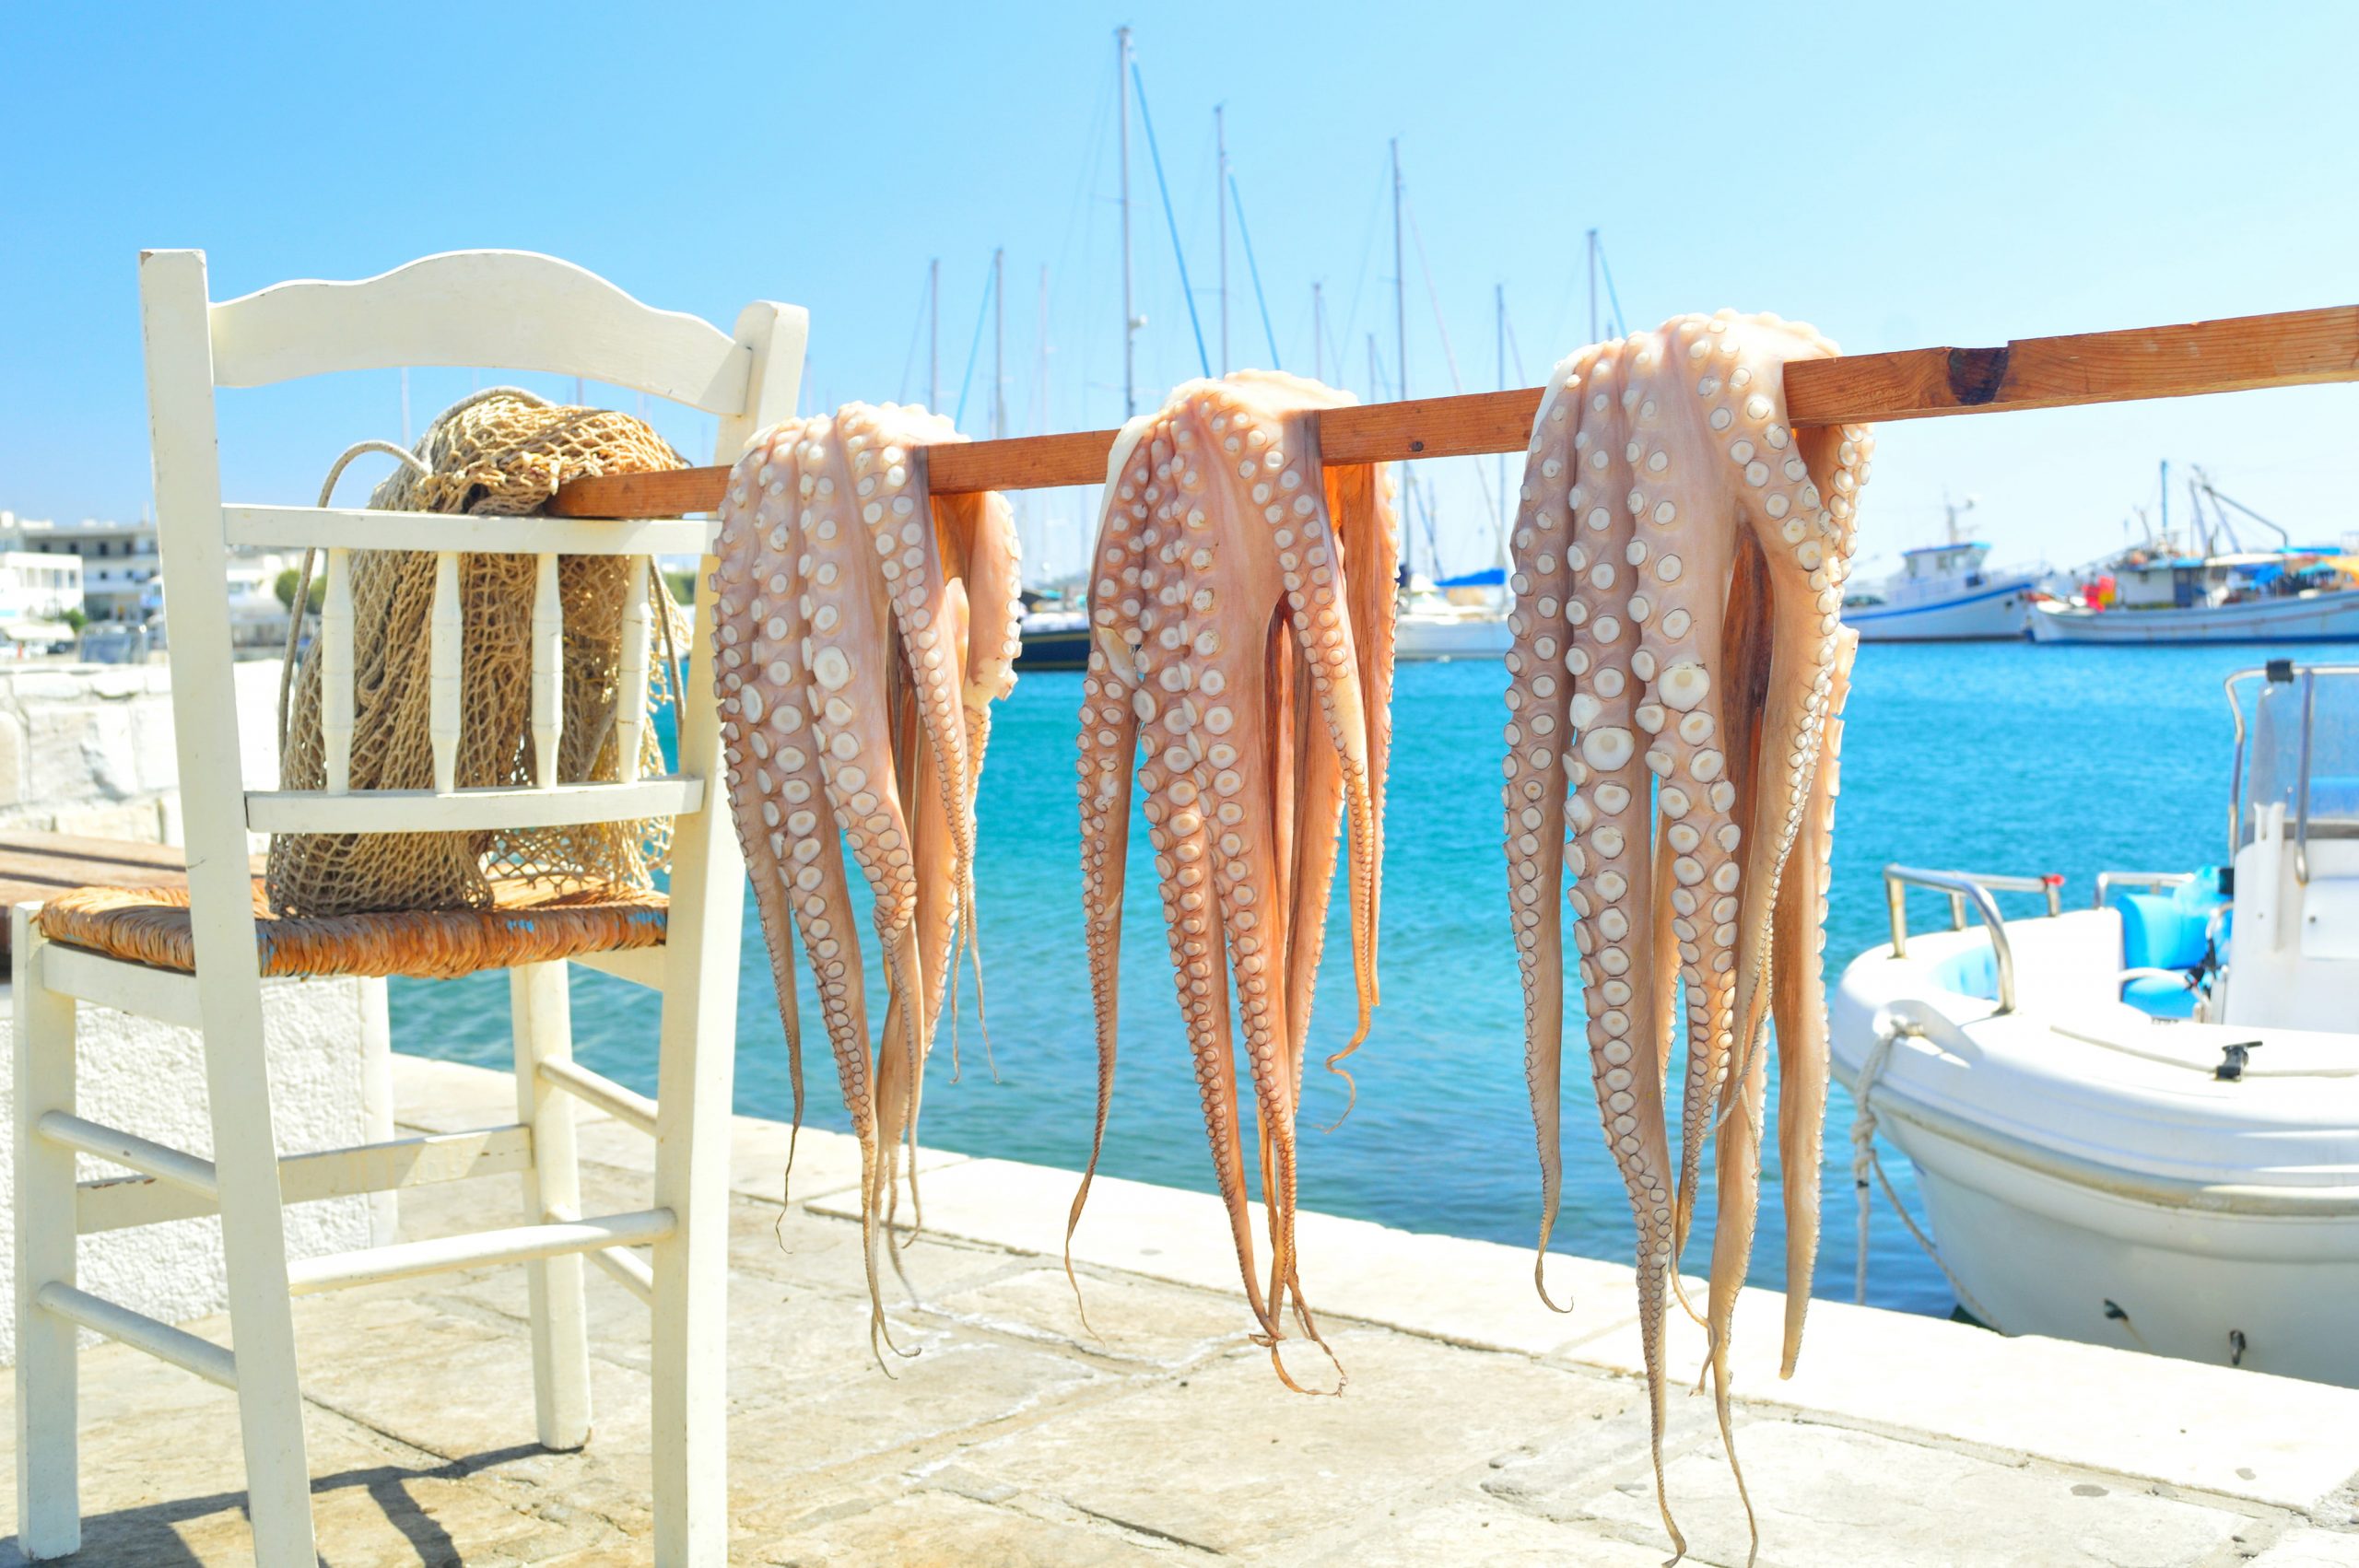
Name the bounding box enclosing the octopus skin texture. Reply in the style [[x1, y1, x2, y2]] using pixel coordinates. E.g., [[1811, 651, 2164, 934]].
[[1502, 311, 1870, 1557], [710, 402, 1022, 1359], [1071, 370, 1398, 1390]]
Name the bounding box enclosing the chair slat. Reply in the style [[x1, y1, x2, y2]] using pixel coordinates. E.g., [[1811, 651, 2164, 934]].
[[616, 561, 652, 785], [532, 554, 562, 790], [321, 547, 354, 793], [244, 777, 702, 835], [429, 552, 462, 794], [224, 506, 715, 557]]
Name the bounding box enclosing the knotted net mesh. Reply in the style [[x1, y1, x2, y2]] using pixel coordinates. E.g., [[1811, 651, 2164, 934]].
[[268, 392, 694, 918]]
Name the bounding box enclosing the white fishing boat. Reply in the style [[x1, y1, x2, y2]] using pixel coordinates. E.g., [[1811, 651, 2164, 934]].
[[2028, 573, 2359, 643], [2031, 468, 2359, 644], [1829, 659, 2359, 1387], [1841, 498, 2045, 641]]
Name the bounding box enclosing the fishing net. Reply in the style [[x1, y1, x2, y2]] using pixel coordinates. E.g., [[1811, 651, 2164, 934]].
[[268, 390, 694, 918]]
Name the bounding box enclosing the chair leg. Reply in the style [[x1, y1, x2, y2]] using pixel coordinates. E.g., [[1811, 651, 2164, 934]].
[[512, 961, 593, 1450], [15, 912, 82, 1561], [199, 971, 317, 1567]]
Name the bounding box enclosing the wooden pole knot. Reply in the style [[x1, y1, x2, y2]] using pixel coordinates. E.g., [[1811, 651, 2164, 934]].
[[1944, 345, 2011, 406]]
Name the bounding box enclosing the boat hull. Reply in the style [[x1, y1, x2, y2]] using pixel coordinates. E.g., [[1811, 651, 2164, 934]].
[[1831, 918, 2359, 1387], [1863, 1086, 2359, 1384], [1393, 613, 1509, 661], [2029, 590, 2359, 644], [1846, 574, 2041, 642], [1015, 621, 1090, 672]]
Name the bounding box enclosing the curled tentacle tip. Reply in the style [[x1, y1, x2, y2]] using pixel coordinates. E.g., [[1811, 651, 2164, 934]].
[[1533, 1255, 1577, 1315]]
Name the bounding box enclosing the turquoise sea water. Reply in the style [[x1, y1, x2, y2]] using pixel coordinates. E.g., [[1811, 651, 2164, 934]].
[[393, 639, 2340, 1321]]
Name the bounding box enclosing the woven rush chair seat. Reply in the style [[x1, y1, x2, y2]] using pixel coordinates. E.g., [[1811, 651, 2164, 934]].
[[37, 878, 667, 981]]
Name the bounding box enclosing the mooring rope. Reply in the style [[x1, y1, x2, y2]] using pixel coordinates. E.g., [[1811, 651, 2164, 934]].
[[1850, 1012, 2007, 1332]]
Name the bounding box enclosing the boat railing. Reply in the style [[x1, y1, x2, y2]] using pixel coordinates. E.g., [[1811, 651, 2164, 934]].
[[2090, 871, 2196, 910], [1883, 865, 2065, 1016]]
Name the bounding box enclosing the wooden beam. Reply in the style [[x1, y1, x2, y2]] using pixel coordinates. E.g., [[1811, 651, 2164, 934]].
[[546, 304, 2358, 517]]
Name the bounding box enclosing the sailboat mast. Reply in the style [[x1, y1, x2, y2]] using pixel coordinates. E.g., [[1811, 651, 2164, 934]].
[[1496, 282, 1508, 542], [1391, 138, 1407, 404], [992, 246, 1006, 439], [1586, 228, 1599, 343], [1117, 26, 1137, 418], [929, 258, 941, 411], [1312, 281, 1323, 381], [1391, 139, 1410, 577], [2159, 458, 2171, 548], [1216, 103, 1229, 374]]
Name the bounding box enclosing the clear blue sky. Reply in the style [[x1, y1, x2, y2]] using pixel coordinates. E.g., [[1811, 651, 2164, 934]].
[[5, 2, 2353, 587]]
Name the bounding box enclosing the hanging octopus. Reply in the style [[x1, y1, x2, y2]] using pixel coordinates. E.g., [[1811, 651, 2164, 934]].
[[710, 402, 1023, 1360], [1071, 370, 1398, 1390], [1502, 311, 1870, 1558]]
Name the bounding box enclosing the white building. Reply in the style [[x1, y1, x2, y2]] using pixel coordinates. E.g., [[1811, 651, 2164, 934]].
[[0, 510, 159, 622], [0, 511, 295, 650], [0, 550, 83, 652]]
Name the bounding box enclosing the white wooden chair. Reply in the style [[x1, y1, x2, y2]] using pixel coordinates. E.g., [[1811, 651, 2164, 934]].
[[12, 250, 804, 1565]]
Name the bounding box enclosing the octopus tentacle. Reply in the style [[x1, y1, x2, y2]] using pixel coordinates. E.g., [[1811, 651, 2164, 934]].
[[1066, 420, 1156, 1320], [1071, 374, 1392, 1387], [1774, 627, 1854, 1375], [1504, 346, 1600, 1307]]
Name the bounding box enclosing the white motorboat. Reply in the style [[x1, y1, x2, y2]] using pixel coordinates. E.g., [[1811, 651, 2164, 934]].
[[1829, 660, 2359, 1386]]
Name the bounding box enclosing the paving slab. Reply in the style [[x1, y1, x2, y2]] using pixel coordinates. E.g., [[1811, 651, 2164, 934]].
[[1567, 1277, 2359, 1510], [2252, 1528, 2359, 1566], [814, 1153, 1639, 1357], [1573, 1417, 2258, 1568], [750, 1488, 1179, 1567], [947, 1325, 1634, 1560]]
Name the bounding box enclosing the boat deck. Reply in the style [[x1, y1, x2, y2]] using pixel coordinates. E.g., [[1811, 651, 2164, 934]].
[[13, 1051, 2359, 1566]]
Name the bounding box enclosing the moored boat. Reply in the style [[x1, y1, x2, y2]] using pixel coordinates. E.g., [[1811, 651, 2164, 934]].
[[1015, 603, 1090, 670], [1829, 660, 2359, 1386], [2029, 582, 2359, 643], [1841, 497, 2045, 641], [1394, 575, 1509, 661], [1844, 538, 2045, 641]]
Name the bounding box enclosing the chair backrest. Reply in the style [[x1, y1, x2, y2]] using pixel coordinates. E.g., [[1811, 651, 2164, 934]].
[[137, 249, 804, 955]]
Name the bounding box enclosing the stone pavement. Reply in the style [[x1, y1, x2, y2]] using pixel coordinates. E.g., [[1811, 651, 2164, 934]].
[[6, 1052, 2358, 1565]]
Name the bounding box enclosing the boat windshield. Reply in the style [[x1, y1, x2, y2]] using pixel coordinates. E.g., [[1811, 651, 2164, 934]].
[[2229, 664, 2359, 851]]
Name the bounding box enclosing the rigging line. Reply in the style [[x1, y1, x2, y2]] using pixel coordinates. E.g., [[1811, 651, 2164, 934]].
[[1404, 196, 1504, 536], [1403, 197, 1466, 394], [1228, 173, 1283, 370], [1337, 154, 1391, 385], [1595, 232, 1631, 338], [894, 264, 933, 406], [1501, 296, 1529, 385], [952, 253, 997, 430], [1130, 60, 1212, 378]]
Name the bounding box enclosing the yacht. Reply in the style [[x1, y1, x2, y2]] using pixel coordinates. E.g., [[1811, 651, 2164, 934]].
[[1829, 660, 2359, 1387], [1394, 572, 1509, 661]]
